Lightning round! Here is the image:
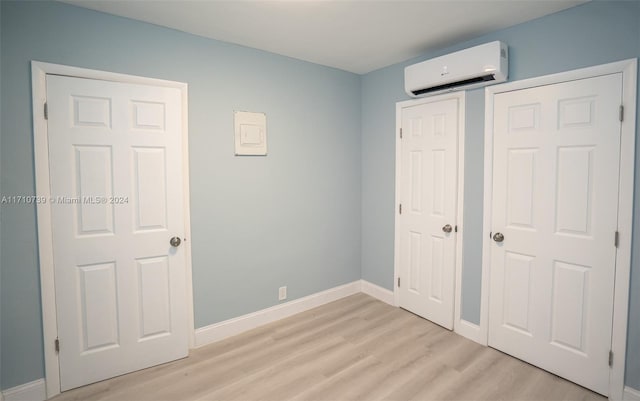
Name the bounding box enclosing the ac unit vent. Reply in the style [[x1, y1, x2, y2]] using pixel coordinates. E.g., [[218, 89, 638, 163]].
[[411, 74, 496, 96]]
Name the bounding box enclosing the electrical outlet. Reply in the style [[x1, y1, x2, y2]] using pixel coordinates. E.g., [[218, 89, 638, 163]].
[[279, 286, 287, 301]]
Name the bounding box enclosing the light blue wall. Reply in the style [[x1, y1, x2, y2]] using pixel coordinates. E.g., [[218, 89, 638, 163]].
[[360, 0, 640, 390], [0, 0, 361, 389]]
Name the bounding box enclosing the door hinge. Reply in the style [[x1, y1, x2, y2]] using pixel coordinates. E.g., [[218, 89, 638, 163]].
[[44, 102, 48, 120], [399, 204, 402, 214], [54, 338, 60, 353], [609, 350, 614, 367], [400, 128, 403, 139], [615, 231, 619, 248], [619, 105, 624, 122], [397, 277, 401, 287]]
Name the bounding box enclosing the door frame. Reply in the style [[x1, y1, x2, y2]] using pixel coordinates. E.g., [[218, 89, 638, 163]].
[[393, 92, 466, 328], [481, 58, 637, 400], [31, 61, 195, 399]]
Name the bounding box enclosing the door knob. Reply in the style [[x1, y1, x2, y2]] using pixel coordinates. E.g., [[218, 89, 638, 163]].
[[170, 237, 182, 247], [493, 232, 504, 243], [442, 224, 453, 233]]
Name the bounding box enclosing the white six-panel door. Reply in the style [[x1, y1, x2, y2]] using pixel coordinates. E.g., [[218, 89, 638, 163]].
[[46, 75, 189, 391], [488, 73, 623, 395], [398, 98, 459, 329]]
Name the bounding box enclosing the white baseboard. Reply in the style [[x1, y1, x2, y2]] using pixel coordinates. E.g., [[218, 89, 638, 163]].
[[624, 386, 640, 401], [2, 379, 46, 401], [195, 280, 361, 347], [360, 280, 395, 305], [454, 318, 487, 346]]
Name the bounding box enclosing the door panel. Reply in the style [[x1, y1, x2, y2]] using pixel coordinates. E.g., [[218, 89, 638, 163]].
[[488, 73, 622, 395], [47, 75, 188, 391], [74, 145, 115, 235], [133, 147, 168, 230], [136, 256, 172, 339], [502, 251, 534, 335], [78, 262, 119, 352], [399, 98, 458, 329]]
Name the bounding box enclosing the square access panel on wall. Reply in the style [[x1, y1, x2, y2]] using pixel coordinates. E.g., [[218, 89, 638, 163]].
[[234, 111, 267, 156]]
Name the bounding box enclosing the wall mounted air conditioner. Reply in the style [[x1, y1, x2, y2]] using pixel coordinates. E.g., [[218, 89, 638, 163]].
[[405, 41, 508, 97]]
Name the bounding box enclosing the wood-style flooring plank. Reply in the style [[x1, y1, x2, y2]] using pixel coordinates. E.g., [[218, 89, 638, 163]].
[[52, 293, 606, 401]]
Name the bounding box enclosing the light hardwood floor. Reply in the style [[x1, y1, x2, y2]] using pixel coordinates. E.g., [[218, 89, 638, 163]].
[[53, 293, 605, 401]]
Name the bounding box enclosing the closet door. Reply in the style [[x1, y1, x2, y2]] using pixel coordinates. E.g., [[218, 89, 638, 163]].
[[398, 97, 459, 329], [488, 73, 622, 395]]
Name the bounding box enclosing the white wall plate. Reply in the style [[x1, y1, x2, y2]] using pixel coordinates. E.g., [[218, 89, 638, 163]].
[[234, 111, 267, 156]]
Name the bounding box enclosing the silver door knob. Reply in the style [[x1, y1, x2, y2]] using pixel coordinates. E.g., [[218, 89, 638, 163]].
[[442, 224, 453, 233], [493, 232, 504, 243], [170, 237, 182, 247]]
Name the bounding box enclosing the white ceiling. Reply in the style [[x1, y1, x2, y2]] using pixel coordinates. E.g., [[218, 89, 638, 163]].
[[60, 0, 588, 74]]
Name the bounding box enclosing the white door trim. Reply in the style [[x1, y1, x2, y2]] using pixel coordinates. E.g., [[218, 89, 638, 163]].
[[481, 58, 637, 400], [393, 92, 465, 324], [31, 61, 195, 399]]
